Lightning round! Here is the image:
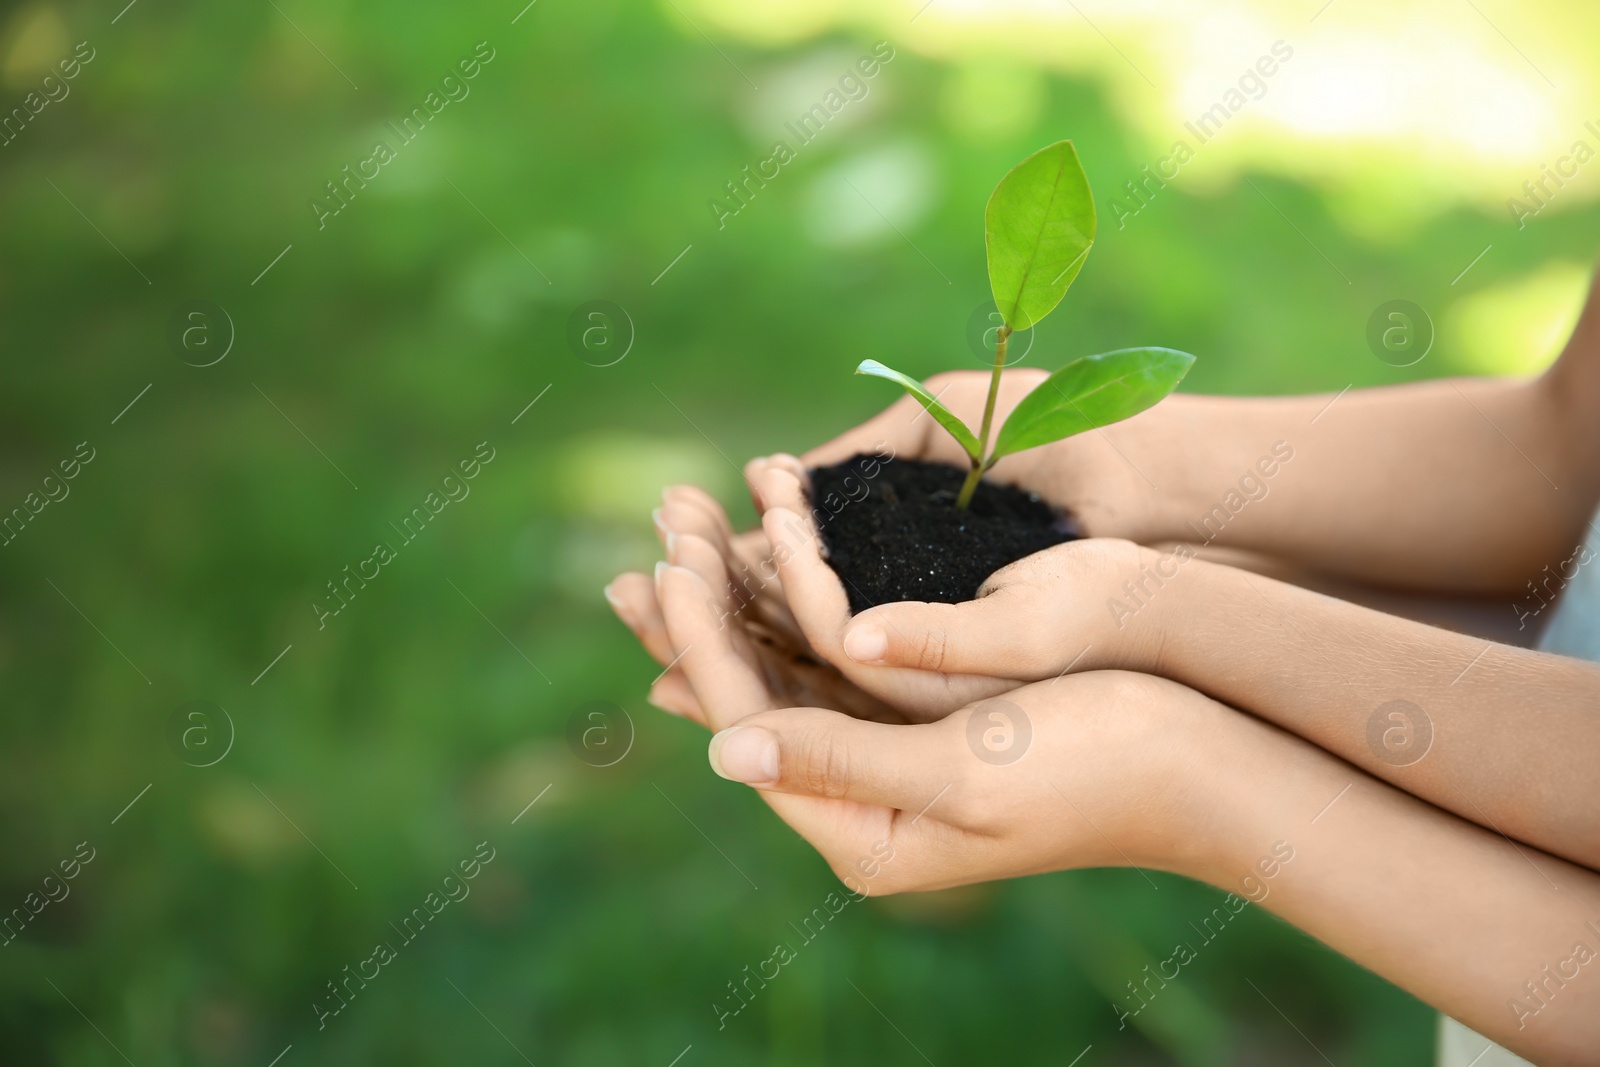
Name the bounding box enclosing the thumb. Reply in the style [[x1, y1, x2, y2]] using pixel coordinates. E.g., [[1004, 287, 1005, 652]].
[[708, 708, 957, 810], [840, 587, 1053, 679]]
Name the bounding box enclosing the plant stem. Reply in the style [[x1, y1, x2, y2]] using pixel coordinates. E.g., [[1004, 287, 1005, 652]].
[[956, 325, 1010, 509]]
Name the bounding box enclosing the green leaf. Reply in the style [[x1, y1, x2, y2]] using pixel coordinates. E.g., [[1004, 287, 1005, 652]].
[[985, 140, 1096, 333], [992, 348, 1195, 460], [855, 359, 982, 461]]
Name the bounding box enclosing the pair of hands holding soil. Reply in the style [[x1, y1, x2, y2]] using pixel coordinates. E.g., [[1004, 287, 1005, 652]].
[[607, 142, 1230, 900], [606, 368, 1253, 896], [607, 354, 1600, 1058]]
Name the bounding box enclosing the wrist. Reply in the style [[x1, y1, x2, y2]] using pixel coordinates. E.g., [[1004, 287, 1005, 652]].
[[1067, 673, 1254, 880], [1096, 397, 1209, 543], [1132, 681, 1266, 885], [1096, 543, 1210, 675], [1117, 395, 1291, 548]]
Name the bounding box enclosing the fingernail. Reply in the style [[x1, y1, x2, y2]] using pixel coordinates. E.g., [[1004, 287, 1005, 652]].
[[654, 560, 670, 590], [843, 624, 888, 663], [709, 726, 779, 785], [602, 582, 629, 620], [652, 507, 669, 542], [664, 531, 679, 563], [647, 680, 686, 718], [747, 462, 768, 510]]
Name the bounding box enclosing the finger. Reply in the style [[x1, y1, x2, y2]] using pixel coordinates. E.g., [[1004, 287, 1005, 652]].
[[669, 528, 725, 581], [658, 496, 736, 576], [662, 485, 737, 557], [758, 475, 1017, 716], [745, 453, 810, 504], [717, 527, 807, 645], [656, 487, 806, 648], [840, 586, 1053, 679], [660, 502, 763, 624], [664, 557, 981, 891], [738, 577, 807, 649], [658, 563, 773, 732], [605, 572, 675, 666], [648, 671, 707, 727], [766, 453, 809, 481], [653, 495, 727, 567], [743, 456, 776, 512], [659, 562, 921, 873], [707, 706, 962, 811], [753, 464, 811, 519], [727, 527, 781, 605], [728, 527, 772, 573], [760, 495, 852, 661]]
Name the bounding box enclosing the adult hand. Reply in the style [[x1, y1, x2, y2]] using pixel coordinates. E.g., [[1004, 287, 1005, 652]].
[[610, 363, 1201, 723], [650, 508, 1600, 1065], [651, 531, 1226, 894]]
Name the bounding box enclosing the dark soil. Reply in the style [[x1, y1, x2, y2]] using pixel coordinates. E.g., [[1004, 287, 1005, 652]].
[[809, 454, 1078, 613]]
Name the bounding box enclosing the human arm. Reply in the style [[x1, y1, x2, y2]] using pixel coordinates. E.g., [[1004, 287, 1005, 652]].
[[616, 269, 1600, 721], [788, 521, 1600, 873], [655, 558, 1600, 1065], [798, 269, 1600, 596]]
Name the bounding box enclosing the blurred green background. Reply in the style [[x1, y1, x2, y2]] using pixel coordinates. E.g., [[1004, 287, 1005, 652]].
[[3, 0, 1598, 1063]]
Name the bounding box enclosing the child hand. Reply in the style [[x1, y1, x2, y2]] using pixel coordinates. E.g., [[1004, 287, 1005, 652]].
[[748, 461, 1192, 719], [794, 367, 1185, 544]]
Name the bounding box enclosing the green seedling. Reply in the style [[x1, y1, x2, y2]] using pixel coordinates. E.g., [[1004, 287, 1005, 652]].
[[858, 141, 1196, 508]]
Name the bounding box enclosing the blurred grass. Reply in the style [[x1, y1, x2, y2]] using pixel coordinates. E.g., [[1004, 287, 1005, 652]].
[[1, 0, 1595, 1063]]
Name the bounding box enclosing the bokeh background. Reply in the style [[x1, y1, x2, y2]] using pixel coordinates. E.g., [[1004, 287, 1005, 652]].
[[3, 0, 1599, 1063]]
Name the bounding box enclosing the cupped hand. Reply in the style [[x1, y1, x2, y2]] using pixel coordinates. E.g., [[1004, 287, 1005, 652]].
[[608, 363, 1192, 724], [834, 536, 1199, 685], [605, 485, 903, 727], [747, 460, 1199, 719], [657, 551, 1223, 894], [798, 367, 1174, 541]]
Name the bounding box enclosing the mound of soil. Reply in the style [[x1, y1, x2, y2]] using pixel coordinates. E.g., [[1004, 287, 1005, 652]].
[[809, 454, 1077, 613]]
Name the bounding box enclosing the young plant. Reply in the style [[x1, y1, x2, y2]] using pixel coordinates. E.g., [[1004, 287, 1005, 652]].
[[858, 141, 1196, 508]]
